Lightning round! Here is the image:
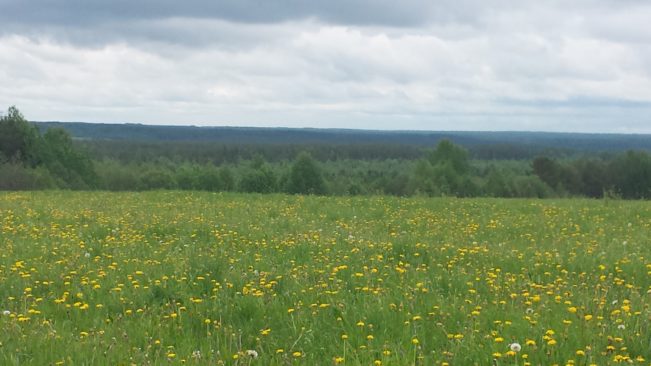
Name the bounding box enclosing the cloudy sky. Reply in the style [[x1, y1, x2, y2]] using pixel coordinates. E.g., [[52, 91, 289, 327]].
[[1, 0, 650, 132]]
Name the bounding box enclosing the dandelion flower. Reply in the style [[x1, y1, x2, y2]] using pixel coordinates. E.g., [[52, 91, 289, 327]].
[[246, 350, 259, 358], [509, 343, 522, 352]]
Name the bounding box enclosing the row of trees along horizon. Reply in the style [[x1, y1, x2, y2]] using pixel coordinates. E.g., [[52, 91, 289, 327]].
[[2, 106, 651, 199]]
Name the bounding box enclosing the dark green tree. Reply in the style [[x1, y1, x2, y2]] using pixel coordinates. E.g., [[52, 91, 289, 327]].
[[483, 166, 514, 197], [572, 159, 607, 198], [239, 159, 278, 193], [427, 139, 471, 175], [411, 159, 439, 196], [42, 128, 98, 188], [532, 156, 561, 189], [287, 152, 326, 195], [609, 151, 651, 199], [413, 140, 476, 196], [195, 165, 223, 191], [139, 167, 176, 190], [219, 167, 235, 191], [0, 106, 40, 164]]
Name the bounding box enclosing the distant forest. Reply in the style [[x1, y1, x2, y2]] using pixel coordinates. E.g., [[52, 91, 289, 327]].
[[2, 106, 651, 199]]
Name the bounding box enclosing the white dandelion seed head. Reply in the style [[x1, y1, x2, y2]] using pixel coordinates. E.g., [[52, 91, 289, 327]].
[[84, 252, 91, 258], [617, 324, 626, 330], [509, 342, 522, 352], [246, 349, 259, 358], [2, 310, 10, 316]]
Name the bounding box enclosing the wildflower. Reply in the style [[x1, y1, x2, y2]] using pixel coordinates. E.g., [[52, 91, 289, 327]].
[[246, 350, 258, 358], [192, 350, 202, 359], [2, 310, 10, 316], [509, 342, 522, 352]]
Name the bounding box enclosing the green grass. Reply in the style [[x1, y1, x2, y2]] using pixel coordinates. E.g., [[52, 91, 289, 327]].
[[1, 191, 650, 365]]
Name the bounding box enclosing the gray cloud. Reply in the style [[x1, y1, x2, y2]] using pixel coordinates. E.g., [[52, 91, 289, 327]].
[[0, 0, 486, 49], [1, 0, 450, 27]]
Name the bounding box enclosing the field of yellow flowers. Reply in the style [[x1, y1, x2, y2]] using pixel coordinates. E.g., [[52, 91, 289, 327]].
[[1, 191, 650, 365]]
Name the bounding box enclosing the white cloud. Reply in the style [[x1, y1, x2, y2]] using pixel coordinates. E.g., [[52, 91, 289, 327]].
[[1, 1, 650, 132]]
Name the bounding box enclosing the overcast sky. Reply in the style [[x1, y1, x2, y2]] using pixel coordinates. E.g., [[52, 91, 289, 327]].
[[1, 1, 650, 132]]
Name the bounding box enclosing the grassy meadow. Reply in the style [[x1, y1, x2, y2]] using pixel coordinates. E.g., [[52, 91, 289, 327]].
[[1, 191, 650, 365]]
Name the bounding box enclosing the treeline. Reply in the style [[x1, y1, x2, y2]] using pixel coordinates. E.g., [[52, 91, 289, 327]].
[[79, 139, 576, 163], [3, 106, 651, 199], [532, 153, 651, 199], [36, 121, 651, 152], [81, 140, 424, 164]]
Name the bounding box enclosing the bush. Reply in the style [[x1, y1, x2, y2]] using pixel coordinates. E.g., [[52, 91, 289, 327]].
[[0, 163, 57, 190]]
